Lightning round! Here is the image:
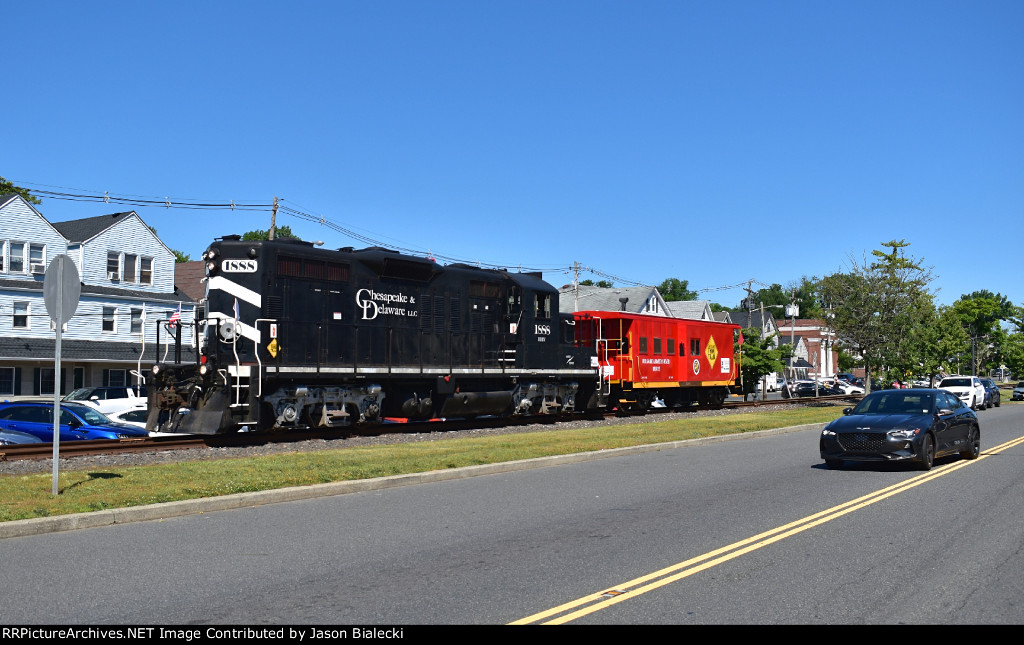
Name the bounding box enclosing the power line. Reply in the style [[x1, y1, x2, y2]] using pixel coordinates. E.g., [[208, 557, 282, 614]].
[[16, 181, 758, 295]]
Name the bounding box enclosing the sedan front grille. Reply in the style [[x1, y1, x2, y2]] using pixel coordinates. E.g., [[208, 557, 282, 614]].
[[838, 432, 888, 453]]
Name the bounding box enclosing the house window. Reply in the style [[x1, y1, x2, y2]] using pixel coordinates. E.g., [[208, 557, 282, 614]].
[[0, 240, 5, 272], [140, 257, 153, 285], [10, 242, 25, 273], [0, 367, 14, 395], [29, 244, 45, 271], [39, 368, 56, 396], [131, 308, 143, 333], [13, 301, 28, 328], [124, 254, 138, 283], [107, 252, 120, 280], [102, 307, 116, 332], [105, 369, 127, 387]]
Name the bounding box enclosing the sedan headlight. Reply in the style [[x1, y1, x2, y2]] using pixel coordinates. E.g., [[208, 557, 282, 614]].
[[821, 429, 837, 437], [887, 427, 924, 441]]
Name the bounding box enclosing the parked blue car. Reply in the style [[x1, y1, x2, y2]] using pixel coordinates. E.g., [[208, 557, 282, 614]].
[[0, 427, 44, 445], [0, 401, 149, 442]]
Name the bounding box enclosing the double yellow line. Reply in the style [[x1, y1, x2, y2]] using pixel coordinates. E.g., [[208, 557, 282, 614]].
[[512, 434, 1024, 625]]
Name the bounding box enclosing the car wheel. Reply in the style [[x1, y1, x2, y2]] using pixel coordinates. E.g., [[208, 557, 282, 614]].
[[919, 434, 935, 471], [825, 459, 844, 469], [961, 426, 981, 460]]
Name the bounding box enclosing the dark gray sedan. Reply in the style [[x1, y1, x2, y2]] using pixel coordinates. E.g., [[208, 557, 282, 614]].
[[979, 378, 1001, 408], [820, 388, 979, 471]]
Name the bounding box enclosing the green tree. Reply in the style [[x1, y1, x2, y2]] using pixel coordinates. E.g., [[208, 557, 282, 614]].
[[0, 176, 40, 204], [735, 327, 790, 399], [1001, 331, 1024, 379], [579, 279, 613, 288], [948, 291, 1014, 374], [819, 240, 935, 393], [906, 304, 968, 384], [242, 225, 299, 241], [658, 278, 698, 301]]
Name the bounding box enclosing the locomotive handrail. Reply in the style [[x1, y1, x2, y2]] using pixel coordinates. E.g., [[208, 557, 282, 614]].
[[253, 319, 277, 398]]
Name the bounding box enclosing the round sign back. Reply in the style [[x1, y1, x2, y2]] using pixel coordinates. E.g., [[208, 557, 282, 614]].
[[43, 255, 82, 326]]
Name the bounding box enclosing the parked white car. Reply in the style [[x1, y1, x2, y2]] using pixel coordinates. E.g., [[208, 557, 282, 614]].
[[834, 379, 865, 395], [62, 386, 147, 415], [106, 404, 148, 429], [938, 376, 987, 410]]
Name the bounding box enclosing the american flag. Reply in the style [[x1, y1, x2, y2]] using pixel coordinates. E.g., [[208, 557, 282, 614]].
[[168, 303, 181, 328]]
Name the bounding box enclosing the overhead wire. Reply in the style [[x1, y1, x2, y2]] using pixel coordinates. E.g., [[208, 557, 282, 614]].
[[14, 181, 749, 295]]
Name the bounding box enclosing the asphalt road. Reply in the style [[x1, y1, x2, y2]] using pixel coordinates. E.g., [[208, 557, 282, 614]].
[[3, 405, 1023, 625]]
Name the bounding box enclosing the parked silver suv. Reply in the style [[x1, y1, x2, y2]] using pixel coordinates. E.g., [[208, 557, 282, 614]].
[[1013, 381, 1024, 401]]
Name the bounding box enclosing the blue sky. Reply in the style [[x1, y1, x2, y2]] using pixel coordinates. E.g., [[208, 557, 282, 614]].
[[5, 1, 1022, 309]]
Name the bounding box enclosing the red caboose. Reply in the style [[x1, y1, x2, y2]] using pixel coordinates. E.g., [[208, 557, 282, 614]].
[[573, 311, 740, 410]]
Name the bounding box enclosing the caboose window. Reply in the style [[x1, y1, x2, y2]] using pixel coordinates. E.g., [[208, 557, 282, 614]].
[[653, 338, 662, 354], [690, 339, 701, 356], [668, 338, 676, 355], [639, 337, 648, 354]]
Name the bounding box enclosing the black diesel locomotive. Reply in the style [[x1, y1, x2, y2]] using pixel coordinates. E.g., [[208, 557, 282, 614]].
[[148, 237, 601, 434]]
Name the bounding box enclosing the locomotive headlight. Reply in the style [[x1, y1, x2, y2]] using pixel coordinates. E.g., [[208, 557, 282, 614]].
[[207, 261, 217, 272], [199, 364, 209, 376], [152, 364, 162, 375]]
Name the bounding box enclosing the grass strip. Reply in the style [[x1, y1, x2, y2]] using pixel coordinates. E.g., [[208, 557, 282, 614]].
[[0, 407, 842, 522]]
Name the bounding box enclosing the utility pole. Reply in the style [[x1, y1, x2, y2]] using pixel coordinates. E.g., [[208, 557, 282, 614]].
[[269, 196, 279, 240], [570, 262, 582, 312]]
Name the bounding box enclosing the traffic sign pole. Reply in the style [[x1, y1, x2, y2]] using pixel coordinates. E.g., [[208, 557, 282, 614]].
[[44, 255, 81, 496]]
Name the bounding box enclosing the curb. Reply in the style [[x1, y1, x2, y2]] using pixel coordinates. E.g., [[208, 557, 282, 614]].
[[1, 423, 827, 539]]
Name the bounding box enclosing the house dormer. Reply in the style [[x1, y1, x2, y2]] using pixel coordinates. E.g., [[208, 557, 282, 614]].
[[0, 194, 68, 280], [51, 211, 175, 292]]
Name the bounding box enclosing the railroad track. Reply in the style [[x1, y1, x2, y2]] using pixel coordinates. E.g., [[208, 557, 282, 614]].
[[0, 394, 858, 463]]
